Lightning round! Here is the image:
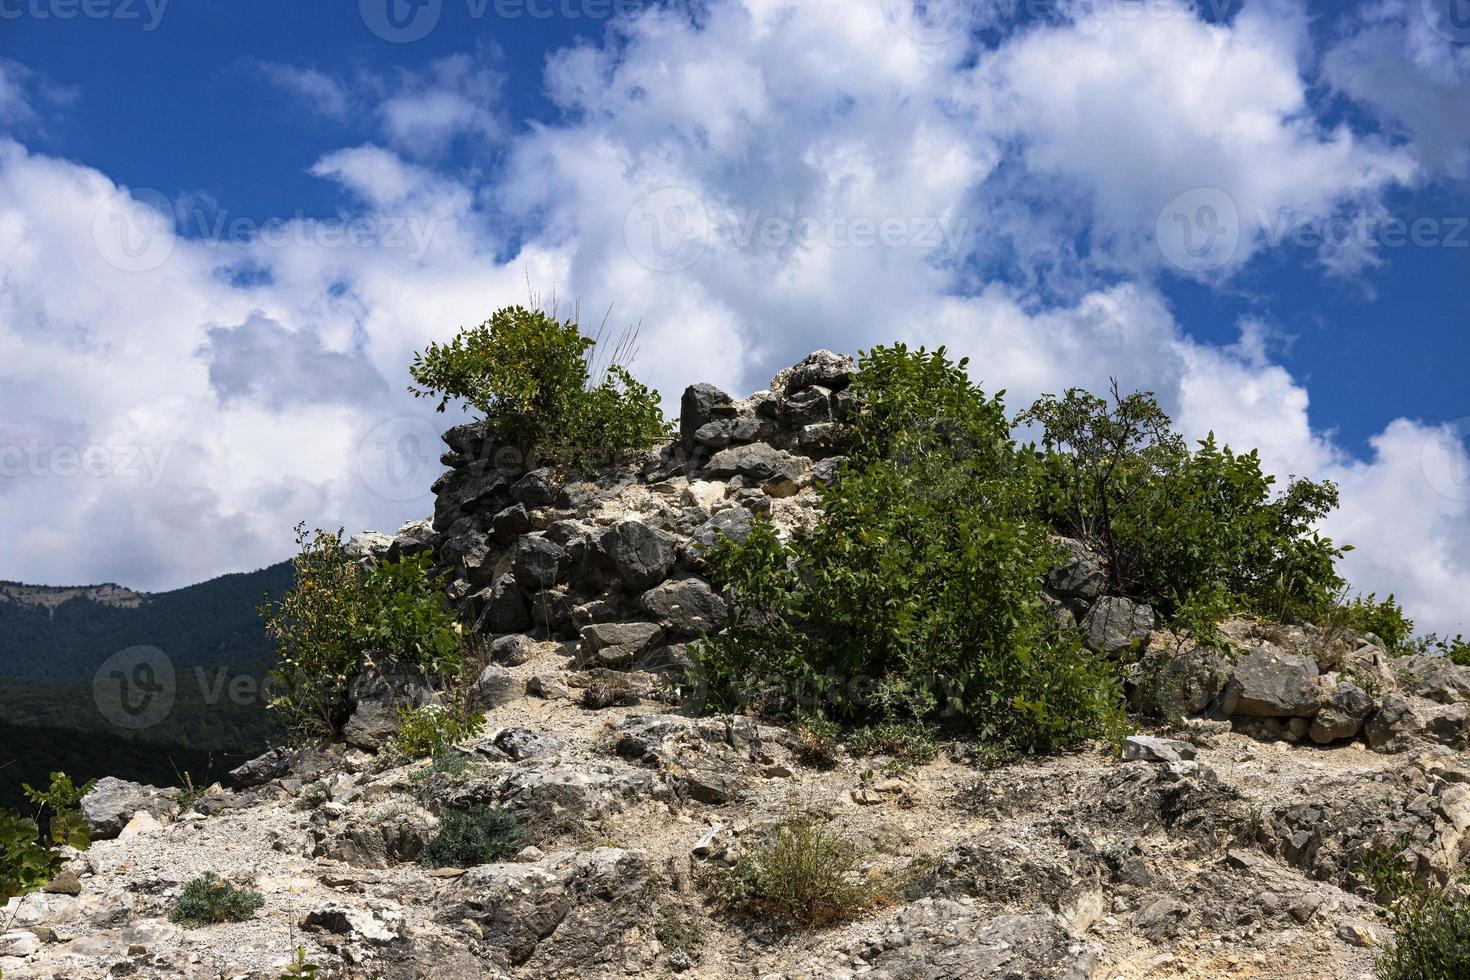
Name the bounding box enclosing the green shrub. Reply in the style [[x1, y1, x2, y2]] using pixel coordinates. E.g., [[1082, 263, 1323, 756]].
[[1021, 385, 1345, 627], [1335, 593, 1415, 653], [1, 771, 96, 901], [390, 701, 483, 759], [169, 872, 265, 927], [421, 807, 527, 868], [262, 524, 463, 739], [1358, 845, 1470, 980], [408, 305, 670, 467], [721, 815, 883, 927], [847, 720, 940, 764], [0, 811, 60, 902], [701, 344, 1124, 754]]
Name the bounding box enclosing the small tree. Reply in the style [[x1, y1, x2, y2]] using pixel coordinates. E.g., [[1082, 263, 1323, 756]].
[[1021, 385, 1345, 626], [408, 305, 669, 466], [262, 524, 462, 739]]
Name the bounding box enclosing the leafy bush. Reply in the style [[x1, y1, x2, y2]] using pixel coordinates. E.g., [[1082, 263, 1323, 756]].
[[720, 815, 883, 927], [1021, 385, 1346, 627], [0, 811, 59, 902], [169, 872, 265, 927], [390, 701, 483, 759], [1, 771, 95, 901], [1336, 593, 1415, 652], [701, 345, 1124, 754], [421, 807, 527, 868], [1358, 845, 1470, 980], [847, 720, 940, 763], [408, 305, 670, 467], [262, 524, 463, 739]]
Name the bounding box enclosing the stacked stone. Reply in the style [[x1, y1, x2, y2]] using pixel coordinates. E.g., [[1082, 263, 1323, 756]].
[[403, 350, 858, 680]]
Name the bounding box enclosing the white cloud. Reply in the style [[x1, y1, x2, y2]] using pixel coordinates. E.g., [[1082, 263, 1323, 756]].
[[378, 54, 503, 156], [249, 61, 350, 120], [0, 0, 1467, 640]]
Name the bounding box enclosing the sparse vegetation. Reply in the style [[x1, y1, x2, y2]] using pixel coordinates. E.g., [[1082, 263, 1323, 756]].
[[717, 814, 885, 927], [408, 305, 670, 468], [261, 524, 463, 739], [1357, 844, 1470, 980], [791, 712, 840, 768], [847, 720, 941, 764], [169, 872, 265, 927], [389, 700, 483, 759], [421, 807, 527, 868]]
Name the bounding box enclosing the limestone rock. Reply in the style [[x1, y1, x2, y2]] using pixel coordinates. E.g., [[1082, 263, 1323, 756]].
[[79, 778, 178, 840], [1081, 597, 1155, 655], [1220, 645, 1321, 718]]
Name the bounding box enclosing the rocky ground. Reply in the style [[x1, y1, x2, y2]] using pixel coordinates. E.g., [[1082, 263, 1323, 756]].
[[6, 350, 1467, 979]]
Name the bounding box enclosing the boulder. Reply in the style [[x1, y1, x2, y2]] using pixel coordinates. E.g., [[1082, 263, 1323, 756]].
[[490, 634, 535, 667], [1308, 682, 1375, 744], [1395, 656, 1470, 705], [476, 575, 530, 634], [388, 519, 437, 560], [772, 349, 855, 394], [1122, 735, 1196, 763], [512, 536, 567, 590], [80, 778, 178, 840], [781, 385, 832, 426], [474, 664, 523, 710], [702, 444, 805, 485], [491, 504, 532, 545], [345, 531, 394, 562], [509, 468, 558, 508], [1219, 645, 1321, 718], [685, 508, 754, 558], [638, 577, 728, 637], [1081, 597, 1155, 655], [1364, 694, 1422, 753], [602, 521, 679, 592], [1127, 645, 1230, 719], [439, 848, 653, 971], [680, 383, 734, 450], [228, 746, 294, 788], [1046, 538, 1107, 602], [485, 728, 565, 761]]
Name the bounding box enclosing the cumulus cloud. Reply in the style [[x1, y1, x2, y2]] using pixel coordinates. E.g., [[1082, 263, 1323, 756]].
[[197, 313, 388, 410], [249, 61, 350, 120], [0, 0, 1466, 639]]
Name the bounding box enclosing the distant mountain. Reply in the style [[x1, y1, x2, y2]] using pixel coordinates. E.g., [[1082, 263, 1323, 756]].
[[0, 562, 293, 810]]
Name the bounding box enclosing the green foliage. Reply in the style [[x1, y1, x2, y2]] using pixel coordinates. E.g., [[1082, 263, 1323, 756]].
[[262, 524, 462, 739], [389, 702, 483, 759], [420, 807, 527, 868], [294, 780, 329, 812], [1357, 845, 1470, 980], [846, 720, 940, 764], [280, 946, 320, 978], [0, 810, 60, 902], [701, 344, 1124, 754], [1336, 593, 1415, 653], [23, 770, 95, 851], [721, 815, 884, 927], [169, 872, 265, 927], [1021, 385, 1346, 627], [408, 305, 670, 466]]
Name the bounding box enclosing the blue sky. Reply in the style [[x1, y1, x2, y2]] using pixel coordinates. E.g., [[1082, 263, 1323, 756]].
[[1, 0, 1468, 634]]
